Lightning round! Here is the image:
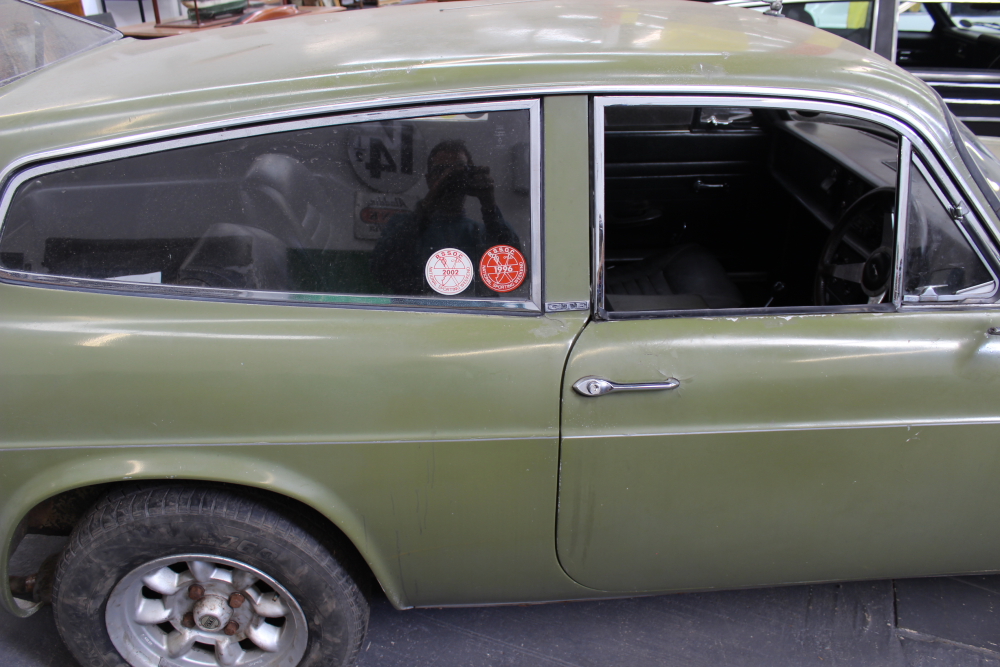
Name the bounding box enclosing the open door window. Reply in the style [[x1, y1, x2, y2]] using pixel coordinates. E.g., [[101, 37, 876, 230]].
[[596, 99, 901, 317], [594, 97, 1000, 318]]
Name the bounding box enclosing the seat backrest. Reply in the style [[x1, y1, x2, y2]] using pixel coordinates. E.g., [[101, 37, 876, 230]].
[[239, 153, 338, 252]]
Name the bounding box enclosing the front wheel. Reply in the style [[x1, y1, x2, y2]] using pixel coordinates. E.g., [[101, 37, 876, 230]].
[[52, 485, 369, 667]]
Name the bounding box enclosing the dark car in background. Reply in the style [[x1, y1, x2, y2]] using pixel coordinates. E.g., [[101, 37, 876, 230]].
[[714, 0, 1000, 135]]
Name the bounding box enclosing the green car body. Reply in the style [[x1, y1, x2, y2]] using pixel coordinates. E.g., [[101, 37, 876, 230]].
[[2, 0, 1000, 645]]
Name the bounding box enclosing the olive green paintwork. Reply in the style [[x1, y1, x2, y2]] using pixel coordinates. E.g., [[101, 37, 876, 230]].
[[541, 96, 591, 304], [0, 92, 594, 618], [2, 0, 1000, 623], [560, 311, 1000, 591], [0, 285, 591, 614]]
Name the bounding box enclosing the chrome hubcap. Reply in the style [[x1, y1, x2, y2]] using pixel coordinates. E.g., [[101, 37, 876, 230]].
[[106, 554, 307, 667]]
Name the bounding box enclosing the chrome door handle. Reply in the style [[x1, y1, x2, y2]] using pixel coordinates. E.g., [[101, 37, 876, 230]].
[[572, 376, 680, 397]]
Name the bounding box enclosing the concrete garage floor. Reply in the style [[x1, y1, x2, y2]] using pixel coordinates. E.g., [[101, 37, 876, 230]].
[[5, 536, 1000, 667]]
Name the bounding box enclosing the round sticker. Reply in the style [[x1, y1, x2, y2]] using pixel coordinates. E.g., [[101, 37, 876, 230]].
[[479, 245, 527, 293], [425, 248, 473, 295]]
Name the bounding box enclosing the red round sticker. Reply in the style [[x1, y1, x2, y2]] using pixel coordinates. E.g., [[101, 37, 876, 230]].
[[480, 245, 527, 293]]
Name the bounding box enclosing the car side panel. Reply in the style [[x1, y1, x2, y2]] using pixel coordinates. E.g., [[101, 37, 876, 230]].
[[0, 283, 591, 615], [1, 93, 598, 618]]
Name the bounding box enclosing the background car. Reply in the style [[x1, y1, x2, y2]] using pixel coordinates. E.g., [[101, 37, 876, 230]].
[[4, 1, 1000, 666], [712, 0, 1000, 136]]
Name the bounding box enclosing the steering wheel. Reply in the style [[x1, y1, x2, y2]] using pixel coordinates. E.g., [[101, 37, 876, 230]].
[[814, 187, 896, 306]]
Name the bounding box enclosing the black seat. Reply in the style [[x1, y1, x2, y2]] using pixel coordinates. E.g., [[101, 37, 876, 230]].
[[239, 153, 338, 252], [175, 153, 343, 292], [605, 244, 743, 311]]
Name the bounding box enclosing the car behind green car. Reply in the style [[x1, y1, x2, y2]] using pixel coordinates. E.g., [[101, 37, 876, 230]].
[[712, 0, 1000, 136]]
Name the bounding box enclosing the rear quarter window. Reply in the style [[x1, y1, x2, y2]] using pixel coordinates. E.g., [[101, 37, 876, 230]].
[[0, 103, 540, 309]]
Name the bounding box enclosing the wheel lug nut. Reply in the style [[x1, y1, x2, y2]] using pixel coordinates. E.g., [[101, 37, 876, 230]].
[[228, 592, 245, 608], [188, 584, 205, 600], [181, 612, 195, 628], [223, 620, 240, 636]]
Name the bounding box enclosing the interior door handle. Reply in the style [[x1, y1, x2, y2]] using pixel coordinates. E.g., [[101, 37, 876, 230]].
[[572, 376, 680, 397], [693, 179, 728, 192]]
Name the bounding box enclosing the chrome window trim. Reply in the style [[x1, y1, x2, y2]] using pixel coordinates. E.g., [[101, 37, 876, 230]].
[[606, 303, 895, 320], [0, 99, 543, 314], [894, 138, 912, 310], [593, 95, 1000, 318], [2, 85, 988, 238], [0, 85, 967, 194], [0, 270, 542, 312], [890, 301, 1000, 312], [592, 99, 608, 321], [527, 100, 543, 307]]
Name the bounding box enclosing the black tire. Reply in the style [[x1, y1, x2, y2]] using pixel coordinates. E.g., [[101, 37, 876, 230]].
[[52, 484, 369, 667]]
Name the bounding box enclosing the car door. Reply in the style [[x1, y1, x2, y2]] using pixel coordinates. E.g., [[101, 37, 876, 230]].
[[556, 96, 1000, 594]]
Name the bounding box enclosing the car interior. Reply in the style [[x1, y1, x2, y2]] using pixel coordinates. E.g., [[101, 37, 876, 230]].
[[601, 105, 904, 314], [897, 2, 1000, 70]]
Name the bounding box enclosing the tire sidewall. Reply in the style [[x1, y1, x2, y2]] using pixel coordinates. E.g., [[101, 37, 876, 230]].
[[54, 489, 362, 667]]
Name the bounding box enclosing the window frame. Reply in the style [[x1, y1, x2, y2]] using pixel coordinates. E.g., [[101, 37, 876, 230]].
[[0, 99, 543, 314], [592, 94, 1000, 320], [902, 151, 1000, 302]]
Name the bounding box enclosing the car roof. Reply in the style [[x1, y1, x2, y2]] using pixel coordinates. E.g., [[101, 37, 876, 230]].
[[0, 0, 952, 170]]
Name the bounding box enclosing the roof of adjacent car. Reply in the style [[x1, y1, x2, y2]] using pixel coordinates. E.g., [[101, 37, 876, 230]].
[[0, 0, 950, 170]]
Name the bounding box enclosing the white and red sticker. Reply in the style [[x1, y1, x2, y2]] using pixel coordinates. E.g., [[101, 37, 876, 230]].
[[425, 248, 473, 295], [479, 245, 527, 293]]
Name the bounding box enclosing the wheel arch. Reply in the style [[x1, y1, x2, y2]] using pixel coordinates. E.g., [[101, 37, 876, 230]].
[[0, 448, 407, 618]]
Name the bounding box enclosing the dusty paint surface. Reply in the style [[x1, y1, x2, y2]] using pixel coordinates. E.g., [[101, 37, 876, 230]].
[[1, 0, 999, 625], [559, 312, 1000, 591]]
